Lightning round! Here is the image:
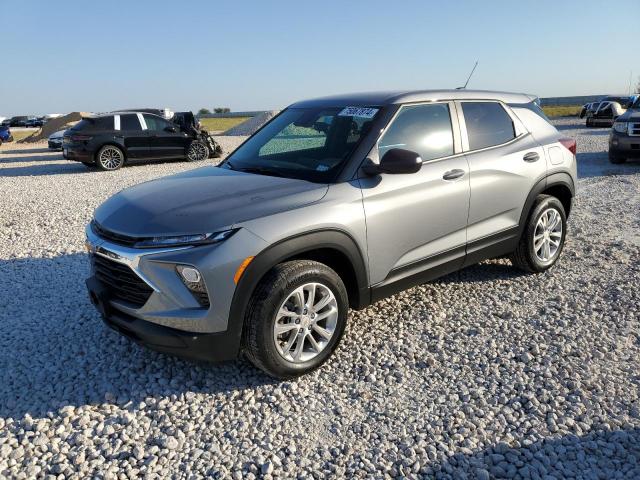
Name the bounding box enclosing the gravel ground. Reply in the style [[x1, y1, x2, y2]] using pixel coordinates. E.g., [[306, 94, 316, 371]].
[[0, 119, 639, 479]]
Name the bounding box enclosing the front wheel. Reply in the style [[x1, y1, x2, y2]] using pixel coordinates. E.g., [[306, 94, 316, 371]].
[[186, 140, 208, 162], [96, 145, 125, 171], [511, 195, 567, 273], [243, 260, 349, 379]]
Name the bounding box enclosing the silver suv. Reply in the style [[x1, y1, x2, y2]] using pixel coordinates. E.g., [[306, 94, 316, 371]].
[[85, 90, 577, 378]]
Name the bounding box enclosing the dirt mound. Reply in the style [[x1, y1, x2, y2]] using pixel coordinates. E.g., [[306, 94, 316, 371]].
[[224, 111, 279, 136], [19, 112, 87, 143]]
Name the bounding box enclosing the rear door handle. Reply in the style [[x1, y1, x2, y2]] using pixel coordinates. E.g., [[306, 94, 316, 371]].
[[523, 152, 540, 162], [442, 169, 465, 181]]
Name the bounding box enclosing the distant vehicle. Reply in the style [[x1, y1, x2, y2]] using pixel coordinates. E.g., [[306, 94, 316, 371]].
[[25, 117, 45, 128], [3, 116, 30, 127], [44, 113, 64, 120], [609, 96, 640, 164], [63, 111, 220, 170], [48, 129, 66, 150], [0, 125, 13, 145], [0, 116, 6, 125], [586, 96, 634, 127], [579, 102, 601, 119]]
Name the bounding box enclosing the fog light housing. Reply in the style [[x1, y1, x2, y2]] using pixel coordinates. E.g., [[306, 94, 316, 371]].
[[176, 265, 209, 307]]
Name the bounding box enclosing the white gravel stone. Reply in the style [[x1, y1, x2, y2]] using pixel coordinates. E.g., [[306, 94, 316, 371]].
[[1, 119, 639, 478]]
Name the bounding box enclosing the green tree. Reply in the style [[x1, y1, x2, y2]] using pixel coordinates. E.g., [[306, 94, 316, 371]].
[[198, 108, 211, 115], [214, 107, 231, 114]]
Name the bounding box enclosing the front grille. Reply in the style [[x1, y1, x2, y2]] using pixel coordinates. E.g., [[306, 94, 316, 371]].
[[629, 123, 640, 137], [92, 254, 153, 308], [92, 221, 141, 247]]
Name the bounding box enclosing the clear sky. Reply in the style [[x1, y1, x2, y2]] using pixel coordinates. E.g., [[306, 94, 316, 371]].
[[1, 0, 638, 116]]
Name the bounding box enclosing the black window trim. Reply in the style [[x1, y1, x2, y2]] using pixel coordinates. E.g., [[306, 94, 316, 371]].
[[455, 99, 529, 154]]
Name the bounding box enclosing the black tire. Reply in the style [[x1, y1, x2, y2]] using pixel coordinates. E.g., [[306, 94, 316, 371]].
[[243, 260, 349, 379], [609, 153, 626, 164], [186, 140, 208, 162], [511, 195, 567, 273], [585, 118, 592, 127], [95, 145, 125, 171]]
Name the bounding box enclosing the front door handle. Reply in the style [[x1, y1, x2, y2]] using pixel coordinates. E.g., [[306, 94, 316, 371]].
[[442, 169, 465, 181], [523, 152, 540, 162]]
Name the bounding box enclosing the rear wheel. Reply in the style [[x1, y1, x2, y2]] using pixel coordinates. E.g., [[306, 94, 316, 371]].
[[511, 195, 567, 273], [186, 140, 208, 162], [243, 260, 348, 379], [96, 145, 124, 171]]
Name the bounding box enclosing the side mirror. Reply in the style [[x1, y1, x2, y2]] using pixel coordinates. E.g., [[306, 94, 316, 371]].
[[164, 125, 177, 133], [362, 148, 423, 176]]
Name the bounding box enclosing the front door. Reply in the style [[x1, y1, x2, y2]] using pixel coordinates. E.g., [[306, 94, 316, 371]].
[[143, 114, 189, 159], [359, 102, 471, 287]]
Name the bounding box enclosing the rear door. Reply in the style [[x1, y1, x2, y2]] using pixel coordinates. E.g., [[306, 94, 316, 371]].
[[116, 113, 149, 159], [143, 114, 189, 159], [458, 101, 546, 262]]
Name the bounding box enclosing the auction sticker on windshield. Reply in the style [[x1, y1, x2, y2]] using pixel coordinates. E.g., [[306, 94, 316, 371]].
[[338, 107, 379, 118]]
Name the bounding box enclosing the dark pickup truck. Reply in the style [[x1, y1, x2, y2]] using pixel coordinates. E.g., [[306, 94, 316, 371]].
[[609, 97, 640, 164]]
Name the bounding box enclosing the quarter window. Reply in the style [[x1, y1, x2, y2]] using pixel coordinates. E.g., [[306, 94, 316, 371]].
[[461, 102, 515, 150], [120, 114, 142, 131], [378, 103, 454, 162]]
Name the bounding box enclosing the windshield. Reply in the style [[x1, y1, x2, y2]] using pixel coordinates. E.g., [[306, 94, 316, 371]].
[[222, 106, 380, 182]]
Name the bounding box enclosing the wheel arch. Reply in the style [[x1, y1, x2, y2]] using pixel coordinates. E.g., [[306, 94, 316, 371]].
[[224, 229, 370, 358], [519, 172, 575, 234]]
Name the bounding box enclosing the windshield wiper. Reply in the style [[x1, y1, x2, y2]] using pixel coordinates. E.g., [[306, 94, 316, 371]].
[[234, 166, 286, 178]]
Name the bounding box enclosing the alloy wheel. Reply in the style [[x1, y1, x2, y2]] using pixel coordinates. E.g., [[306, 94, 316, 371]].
[[533, 207, 563, 263], [273, 282, 339, 363], [98, 147, 123, 170], [187, 141, 208, 161]]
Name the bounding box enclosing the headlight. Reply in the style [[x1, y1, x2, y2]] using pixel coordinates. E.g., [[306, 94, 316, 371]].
[[613, 122, 628, 134], [134, 229, 236, 248]]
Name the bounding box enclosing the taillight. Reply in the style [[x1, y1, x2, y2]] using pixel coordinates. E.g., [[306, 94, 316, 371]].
[[70, 134, 92, 142], [558, 138, 576, 155]]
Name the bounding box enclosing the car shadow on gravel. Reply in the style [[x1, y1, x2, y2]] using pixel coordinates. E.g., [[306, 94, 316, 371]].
[[0, 147, 52, 155], [430, 428, 640, 478], [436, 259, 528, 285], [577, 152, 640, 179], [0, 253, 276, 420], [0, 162, 93, 176]]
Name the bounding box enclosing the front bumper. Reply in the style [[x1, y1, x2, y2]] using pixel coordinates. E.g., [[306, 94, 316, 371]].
[[86, 276, 239, 362], [609, 133, 640, 158], [48, 140, 63, 150], [84, 223, 268, 362]]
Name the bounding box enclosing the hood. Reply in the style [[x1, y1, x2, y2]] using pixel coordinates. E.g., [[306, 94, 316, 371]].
[[616, 109, 640, 122], [94, 166, 328, 237]]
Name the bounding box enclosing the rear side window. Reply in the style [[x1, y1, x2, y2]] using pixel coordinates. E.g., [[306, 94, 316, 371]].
[[379, 103, 454, 162], [461, 102, 515, 150], [120, 114, 142, 131]]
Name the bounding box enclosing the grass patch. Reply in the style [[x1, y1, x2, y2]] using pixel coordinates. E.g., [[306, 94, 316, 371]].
[[8, 130, 34, 142], [199, 117, 251, 132], [542, 105, 582, 118]]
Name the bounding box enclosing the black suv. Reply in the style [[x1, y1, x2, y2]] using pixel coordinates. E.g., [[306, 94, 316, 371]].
[[63, 112, 216, 170]]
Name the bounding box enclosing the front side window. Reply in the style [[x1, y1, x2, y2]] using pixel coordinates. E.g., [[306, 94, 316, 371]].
[[223, 106, 380, 182], [120, 114, 142, 131], [462, 102, 515, 150], [144, 114, 172, 131], [378, 103, 454, 162]]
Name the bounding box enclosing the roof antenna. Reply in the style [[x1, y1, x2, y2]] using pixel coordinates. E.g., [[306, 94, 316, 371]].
[[457, 61, 478, 90]]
